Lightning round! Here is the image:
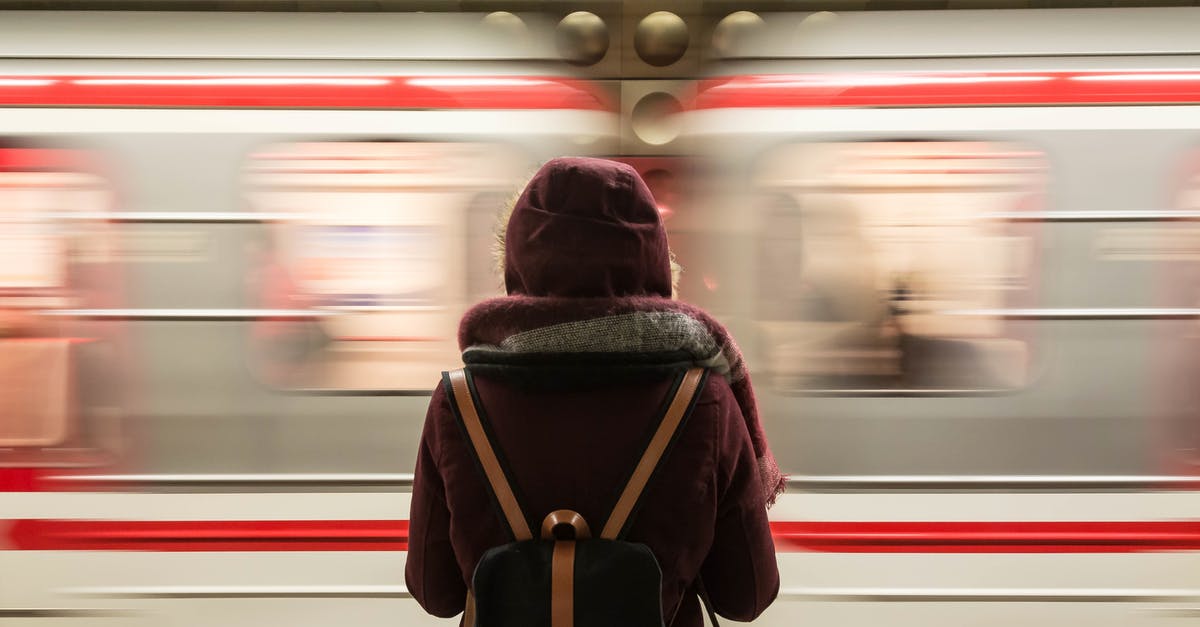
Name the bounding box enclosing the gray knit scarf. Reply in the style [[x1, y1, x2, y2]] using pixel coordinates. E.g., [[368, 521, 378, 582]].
[[459, 296, 785, 507]]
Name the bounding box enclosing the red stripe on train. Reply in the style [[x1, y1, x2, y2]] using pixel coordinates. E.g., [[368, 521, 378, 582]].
[[770, 520, 1200, 553], [0, 76, 610, 110], [0, 469, 43, 492], [6, 519, 409, 551], [5, 519, 1199, 552], [692, 72, 1200, 109]]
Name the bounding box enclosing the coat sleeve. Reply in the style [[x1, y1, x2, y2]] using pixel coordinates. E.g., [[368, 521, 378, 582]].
[[405, 383, 468, 619], [698, 385, 780, 621]]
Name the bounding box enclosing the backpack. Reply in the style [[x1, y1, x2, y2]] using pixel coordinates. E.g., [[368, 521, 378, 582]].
[[443, 366, 720, 627]]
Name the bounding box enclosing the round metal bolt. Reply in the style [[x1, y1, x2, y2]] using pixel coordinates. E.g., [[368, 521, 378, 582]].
[[631, 91, 683, 146], [798, 11, 838, 33], [712, 11, 764, 58], [482, 11, 528, 38], [634, 11, 689, 67], [556, 11, 610, 66]]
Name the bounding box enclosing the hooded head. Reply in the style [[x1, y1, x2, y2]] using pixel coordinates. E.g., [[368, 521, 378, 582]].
[[501, 157, 674, 299]]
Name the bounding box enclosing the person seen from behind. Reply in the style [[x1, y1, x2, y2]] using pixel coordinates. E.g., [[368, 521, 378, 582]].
[[405, 157, 783, 626]]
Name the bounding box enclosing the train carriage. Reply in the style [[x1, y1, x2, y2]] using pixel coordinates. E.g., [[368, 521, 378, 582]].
[[681, 7, 1200, 627], [1, 6, 1200, 627], [0, 11, 616, 627]]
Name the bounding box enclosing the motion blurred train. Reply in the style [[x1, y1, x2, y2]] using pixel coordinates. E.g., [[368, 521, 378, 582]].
[[1, 7, 1199, 627]]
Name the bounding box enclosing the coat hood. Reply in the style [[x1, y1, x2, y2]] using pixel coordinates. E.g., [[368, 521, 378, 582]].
[[502, 157, 673, 299]]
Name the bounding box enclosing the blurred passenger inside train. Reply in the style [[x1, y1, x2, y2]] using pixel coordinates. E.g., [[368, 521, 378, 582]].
[[757, 193, 901, 388], [756, 193, 1017, 391], [247, 230, 331, 387], [406, 157, 782, 626]]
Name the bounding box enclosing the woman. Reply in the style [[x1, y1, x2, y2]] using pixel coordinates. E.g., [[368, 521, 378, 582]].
[[406, 157, 782, 626]]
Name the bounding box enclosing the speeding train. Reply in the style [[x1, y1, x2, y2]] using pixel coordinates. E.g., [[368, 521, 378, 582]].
[[1, 7, 1199, 627]]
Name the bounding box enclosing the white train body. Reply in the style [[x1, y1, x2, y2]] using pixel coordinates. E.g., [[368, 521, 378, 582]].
[[1, 8, 1198, 627]]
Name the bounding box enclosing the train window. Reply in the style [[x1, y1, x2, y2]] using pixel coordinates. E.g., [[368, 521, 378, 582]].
[[752, 141, 1045, 392], [0, 147, 122, 461], [244, 141, 532, 391]]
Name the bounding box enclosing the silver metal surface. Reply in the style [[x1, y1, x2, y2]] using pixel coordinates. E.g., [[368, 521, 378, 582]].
[[944, 308, 1200, 320], [50, 473, 416, 486], [985, 210, 1200, 222], [287, 388, 434, 397], [53, 473, 1193, 492], [0, 12, 554, 60], [797, 388, 1018, 398], [737, 8, 1200, 59], [0, 609, 133, 618], [66, 585, 410, 599], [1151, 607, 1200, 617], [41, 308, 331, 321], [51, 211, 299, 223], [786, 475, 1198, 490]]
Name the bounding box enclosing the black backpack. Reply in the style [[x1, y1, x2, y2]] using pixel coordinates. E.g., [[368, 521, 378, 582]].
[[443, 366, 719, 627]]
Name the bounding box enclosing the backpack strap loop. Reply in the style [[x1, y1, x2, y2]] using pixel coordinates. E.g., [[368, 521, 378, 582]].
[[446, 368, 534, 541], [542, 510, 592, 541], [600, 367, 706, 540]]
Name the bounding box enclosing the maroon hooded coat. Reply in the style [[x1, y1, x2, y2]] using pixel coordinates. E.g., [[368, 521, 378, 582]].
[[405, 158, 779, 626]]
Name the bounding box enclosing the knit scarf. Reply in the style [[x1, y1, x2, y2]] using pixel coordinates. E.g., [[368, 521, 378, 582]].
[[458, 295, 785, 507]]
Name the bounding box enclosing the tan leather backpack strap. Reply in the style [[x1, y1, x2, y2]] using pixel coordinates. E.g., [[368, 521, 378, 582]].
[[551, 540, 577, 627], [600, 367, 706, 540], [446, 368, 534, 541], [463, 590, 476, 627]]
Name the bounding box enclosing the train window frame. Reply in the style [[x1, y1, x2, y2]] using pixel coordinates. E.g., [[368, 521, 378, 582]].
[[749, 139, 1047, 397]]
